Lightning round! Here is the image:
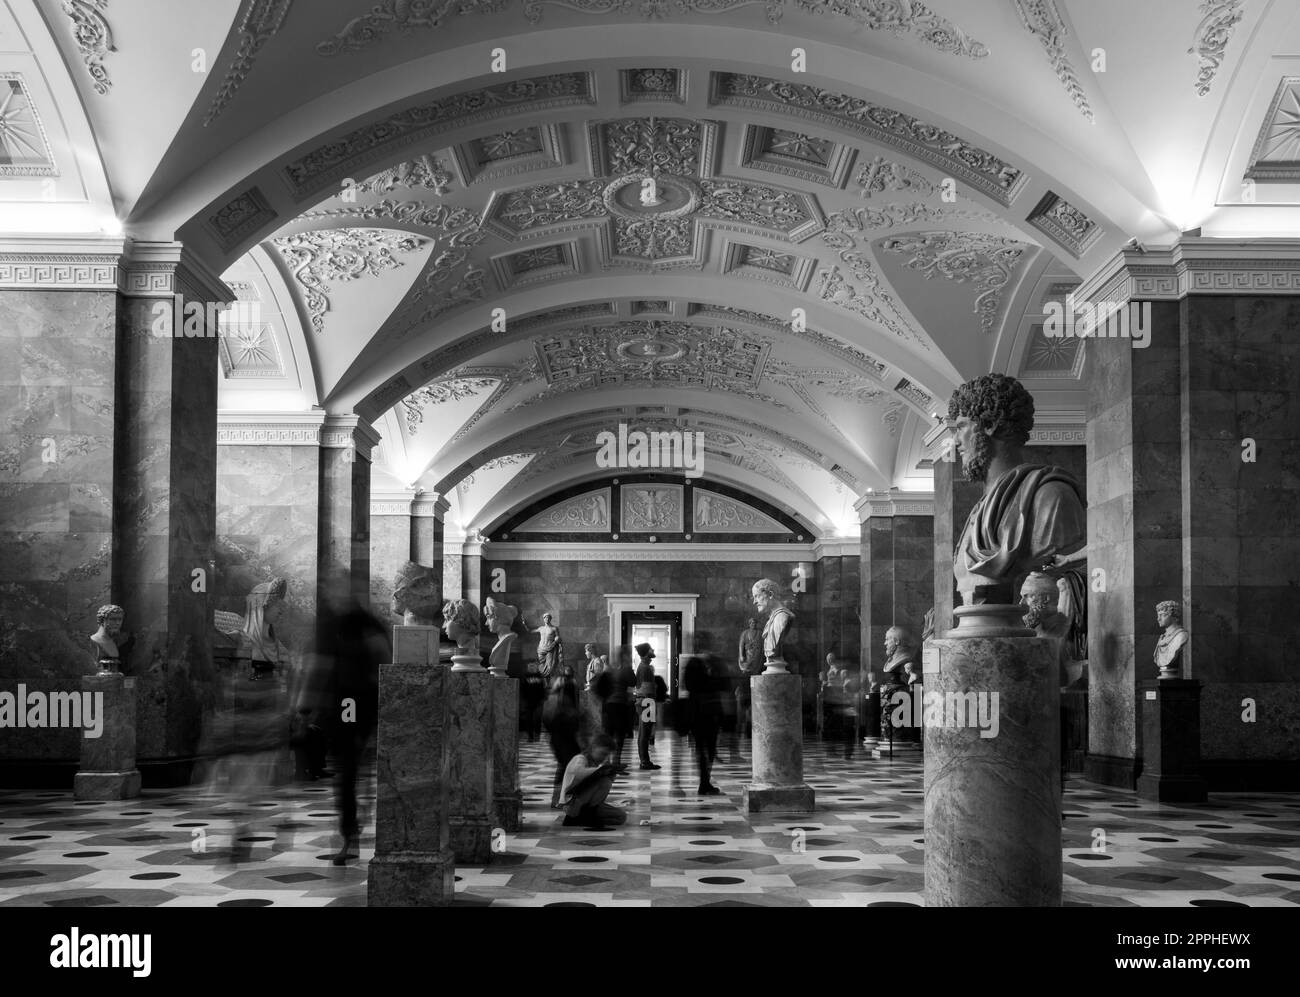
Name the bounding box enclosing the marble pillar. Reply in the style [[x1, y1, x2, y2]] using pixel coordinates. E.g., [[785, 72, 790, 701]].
[[491, 674, 522, 832], [462, 539, 483, 608], [74, 673, 142, 800], [924, 608, 1061, 907], [318, 415, 379, 606], [368, 663, 454, 906], [370, 491, 416, 621], [114, 244, 229, 780], [411, 494, 448, 602], [742, 672, 814, 812], [447, 667, 495, 863], [1136, 679, 1207, 802]]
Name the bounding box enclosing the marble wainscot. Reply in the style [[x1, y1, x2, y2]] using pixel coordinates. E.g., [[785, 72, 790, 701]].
[[368, 663, 455, 906]]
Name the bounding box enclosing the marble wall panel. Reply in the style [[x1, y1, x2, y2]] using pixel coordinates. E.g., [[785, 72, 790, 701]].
[[369, 513, 412, 623], [0, 290, 118, 766]]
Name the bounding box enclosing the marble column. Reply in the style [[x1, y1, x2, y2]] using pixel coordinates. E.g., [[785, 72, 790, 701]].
[[216, 412, 324, 655], [443, 537, 464, 601], [0, 239, 123, 779], [856, 494, 935, 682], [368, 662, 455, 906], [114, 243, 230, 781], [462, 538, 484, 608], [411, 493, 448, 592], [74, 673, 141, 799], [318, 415, 380, 605], [447, 664, 495, 862], [369, 489, 416, 622], [742, 672, 814, 812], [924, 607, 1061, 907]]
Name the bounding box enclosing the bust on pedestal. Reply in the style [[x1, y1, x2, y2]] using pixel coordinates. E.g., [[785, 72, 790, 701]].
[[877, 625, 920, 756], [742, 578, 814, 813], [442, 598, 495, 862], [390, 562, 445, 665], [76, 605, 141, 800], [925, 373, 1085, 907], [1137, 600, 1206, 803]]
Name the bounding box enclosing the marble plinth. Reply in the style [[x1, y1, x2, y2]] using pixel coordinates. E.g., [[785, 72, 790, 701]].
[[492, 675, 522, 833], [393, 625, 442, 665], [1136, 679, 1207, 803], [743, 671, 813, 813], [368, 663, 454, 907], [924, 610, 1061, 907], [75, 674, 140, 801], [447, 669, 494, 863]]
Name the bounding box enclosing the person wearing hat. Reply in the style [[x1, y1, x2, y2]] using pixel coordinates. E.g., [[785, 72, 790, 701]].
[[634, 642, 662, 770]]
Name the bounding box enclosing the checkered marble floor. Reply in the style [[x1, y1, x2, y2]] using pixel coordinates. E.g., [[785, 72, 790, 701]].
[[2, 733, 1298, 907]]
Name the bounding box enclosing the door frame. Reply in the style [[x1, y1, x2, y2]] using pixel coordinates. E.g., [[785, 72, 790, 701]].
[[605, 593, 698, 682]]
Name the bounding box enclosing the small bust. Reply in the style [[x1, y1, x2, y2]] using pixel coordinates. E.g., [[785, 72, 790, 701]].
[[392, 561, 440, 626], [483, 597, 518, 637], [442, 598, 481, 652], [1154, 600, 1189, 679], [90, 604, 125, 673], [882, 625, 918, 684], [751, 577, 794, 665]]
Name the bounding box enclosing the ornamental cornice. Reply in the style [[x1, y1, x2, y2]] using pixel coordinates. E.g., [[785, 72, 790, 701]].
[[1074, 240, 1300, 304]]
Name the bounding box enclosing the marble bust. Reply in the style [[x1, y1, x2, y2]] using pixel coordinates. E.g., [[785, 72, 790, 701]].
[[1020, 571, 1072, 685], [882, 625, 919, 683], [442, 598, 481, 653], [90, 604, 126, 673], [751, 578, 794, 672], [483, 597, 518, 673], [1154, 600, 1189, 679], [242, 578, 288, 674], [391, 561, 440, 626], [738, 617, 764, 675], [949, 373, 1086, 607]]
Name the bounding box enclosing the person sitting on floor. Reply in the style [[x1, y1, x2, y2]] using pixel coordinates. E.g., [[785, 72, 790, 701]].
[[560, 733, 627, 827]]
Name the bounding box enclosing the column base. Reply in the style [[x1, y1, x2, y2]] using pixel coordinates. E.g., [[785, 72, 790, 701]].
[[367, 850, 456, 907], [741, 782, 815, 813], [74, 770, 141, 800], [493, 793, 523, 833], [1136, 773, 1208, 803], [449, 817, 493, 864]]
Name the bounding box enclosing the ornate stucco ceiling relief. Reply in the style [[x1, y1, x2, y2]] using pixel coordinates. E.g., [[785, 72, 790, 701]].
[[271, 227, 427, 333], [741, 124, 856, 188], [315, 0, 508, 55], [1245, 78, 1300, 182], [817, 209, 927, 346], [521, 0, 986, 59], [0, 76, 57, 176], [1012, 0, 1094, 123], [280, 72, 594, 199], [204, 0, 295, 126], [709, 73, 1027, 206], [59, 0, 114, 95], [351, 155, 453, 196], [401, 375, 500, 435], [687, 303, 890, 379], [856, 155, 932, 199], [1190, 0, 1245, 97], [1026, 191, 1101, 258], [876, 230, 1028, 334]]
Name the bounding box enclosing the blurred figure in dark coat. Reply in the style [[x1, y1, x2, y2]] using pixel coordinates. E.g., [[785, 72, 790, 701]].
[[683, 653, 723, 795]]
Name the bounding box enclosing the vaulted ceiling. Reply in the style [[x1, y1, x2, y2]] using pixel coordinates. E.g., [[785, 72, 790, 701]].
[[10, 0, 1300, 537]]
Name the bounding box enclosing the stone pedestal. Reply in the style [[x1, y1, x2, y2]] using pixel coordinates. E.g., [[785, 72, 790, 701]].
[[393, 625, 442, 665], [74, 673, 141, 800], [447, 666, 494, 863], [492, 675, 522, 832], [368, 663, 455, 906], [1136, 679, 1207, 803], [924, 606, 1061, 907], [742, 670, 814, 812]]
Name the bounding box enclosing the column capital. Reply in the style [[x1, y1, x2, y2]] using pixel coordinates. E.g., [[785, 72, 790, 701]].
[[216, 410, 325, 445], [0, 235, 125, 290], [121, 240, 233, 303], [1075, 237, 1300, 305], [853, 492, 935, 521], [411, 492, 451, 519], [371, 488, 417, 517], [322, 414, 382, 461]]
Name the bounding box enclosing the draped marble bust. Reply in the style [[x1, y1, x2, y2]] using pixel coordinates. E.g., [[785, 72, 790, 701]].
[[949, 373, 1086, 607], [751, 577, 794, 670]]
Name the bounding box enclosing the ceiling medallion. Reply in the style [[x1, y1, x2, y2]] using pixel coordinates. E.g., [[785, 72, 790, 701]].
[[602, 172, 701, 221]]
